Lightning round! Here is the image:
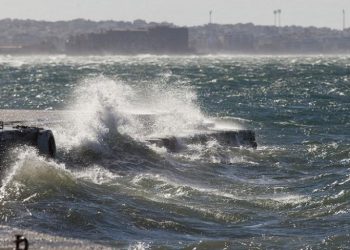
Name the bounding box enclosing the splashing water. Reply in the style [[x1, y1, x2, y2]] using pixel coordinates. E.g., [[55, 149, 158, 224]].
[[0, 55, 349, 249], [54, 76, 233, 155]]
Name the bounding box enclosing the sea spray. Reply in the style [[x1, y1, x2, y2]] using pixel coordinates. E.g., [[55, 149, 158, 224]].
[[0, 55, 348, 248], [60, 76, 207, 140], [53, 76, 245, 165]]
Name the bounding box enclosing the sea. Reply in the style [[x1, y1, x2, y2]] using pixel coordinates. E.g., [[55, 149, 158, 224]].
[[0, 55, 349, 249]]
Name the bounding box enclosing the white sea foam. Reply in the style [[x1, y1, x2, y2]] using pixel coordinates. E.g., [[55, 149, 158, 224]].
[[73, 165, 121, 185], [130, 172, 310, 208], [128, 241, 151, 250], [265, 194, 310, 205]]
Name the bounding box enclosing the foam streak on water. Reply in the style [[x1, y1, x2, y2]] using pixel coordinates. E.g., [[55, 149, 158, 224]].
[[0, 55, 349, 249]]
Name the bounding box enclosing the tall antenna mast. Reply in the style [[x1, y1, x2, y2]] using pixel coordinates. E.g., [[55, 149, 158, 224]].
[[343, 9, 346, 30], [278, 9, 282, 27], [209, 10, 213, 24]]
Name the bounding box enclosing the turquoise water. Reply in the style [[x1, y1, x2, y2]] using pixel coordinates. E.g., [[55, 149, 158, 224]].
[[0, 55, 349, 249]]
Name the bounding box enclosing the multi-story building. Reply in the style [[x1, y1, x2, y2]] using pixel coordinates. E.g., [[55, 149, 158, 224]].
[[66, 26, 190, 54]]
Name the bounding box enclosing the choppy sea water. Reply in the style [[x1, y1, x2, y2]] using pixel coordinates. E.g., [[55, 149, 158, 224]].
[[0, 55, 349, 249]]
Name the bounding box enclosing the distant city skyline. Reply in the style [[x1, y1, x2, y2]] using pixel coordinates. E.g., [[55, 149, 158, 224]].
[[0, 0, 349, 30]]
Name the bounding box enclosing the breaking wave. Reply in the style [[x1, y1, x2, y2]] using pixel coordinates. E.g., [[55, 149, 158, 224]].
[[1, 56, 349, 248], [52, 76, 245, 165]]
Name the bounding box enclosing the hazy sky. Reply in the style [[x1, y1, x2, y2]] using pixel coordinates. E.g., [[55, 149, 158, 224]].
[[0, 0, 349, 29]]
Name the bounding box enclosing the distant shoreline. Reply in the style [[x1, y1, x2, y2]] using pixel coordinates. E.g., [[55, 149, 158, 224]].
[[0, 19, 349, 55]]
